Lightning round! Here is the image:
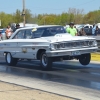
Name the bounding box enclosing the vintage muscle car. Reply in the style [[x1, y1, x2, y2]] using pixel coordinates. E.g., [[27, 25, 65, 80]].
[[0, 25, 98, 70]]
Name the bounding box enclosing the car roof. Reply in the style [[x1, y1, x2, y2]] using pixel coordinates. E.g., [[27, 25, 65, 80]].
[[10, 25, 62, 39], [18, 25, 61, 30]]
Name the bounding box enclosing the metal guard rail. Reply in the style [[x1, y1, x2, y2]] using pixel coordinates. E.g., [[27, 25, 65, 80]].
[[88, 36, 100, 53]]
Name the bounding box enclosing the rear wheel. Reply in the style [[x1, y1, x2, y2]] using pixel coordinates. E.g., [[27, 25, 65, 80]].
[[40, 52, 52, 70], [79, 53, 91, 65], [5, 53, 18, 66]]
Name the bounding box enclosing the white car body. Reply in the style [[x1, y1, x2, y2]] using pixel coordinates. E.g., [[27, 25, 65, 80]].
[[0, 25, 98, 70]]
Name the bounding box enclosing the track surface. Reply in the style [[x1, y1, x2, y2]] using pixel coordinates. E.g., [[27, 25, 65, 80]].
[[0, 57, 100, 100]]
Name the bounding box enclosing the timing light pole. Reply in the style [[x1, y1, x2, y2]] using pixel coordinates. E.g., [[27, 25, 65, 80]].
[[22, 0, 25, 27]]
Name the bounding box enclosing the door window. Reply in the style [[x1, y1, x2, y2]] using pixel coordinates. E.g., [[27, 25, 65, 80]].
[[13, 30, 25, 39]]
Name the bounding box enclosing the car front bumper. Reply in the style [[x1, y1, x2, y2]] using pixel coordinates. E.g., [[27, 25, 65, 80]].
[[46, 47, 98, 57]]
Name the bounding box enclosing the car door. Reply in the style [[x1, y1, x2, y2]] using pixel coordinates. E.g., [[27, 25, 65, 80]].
[[15, 29, 36, 59], [11, 29, 26, 58]]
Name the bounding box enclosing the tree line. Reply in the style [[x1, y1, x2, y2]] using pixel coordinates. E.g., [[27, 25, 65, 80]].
[[0, 8, 100, 28]]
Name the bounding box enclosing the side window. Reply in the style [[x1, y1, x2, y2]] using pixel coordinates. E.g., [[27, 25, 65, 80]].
[[42, 29, 50, 37], [32, 28, 44, 38], [13, 30, 25, 39], [24, 29, 32, 39]]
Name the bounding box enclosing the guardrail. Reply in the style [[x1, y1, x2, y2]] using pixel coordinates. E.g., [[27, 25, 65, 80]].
[[97, 41, 100, 52], [88, 36, 100, 52]]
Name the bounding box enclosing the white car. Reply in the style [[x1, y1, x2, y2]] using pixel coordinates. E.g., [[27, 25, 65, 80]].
[[0, 25, 98, 70]]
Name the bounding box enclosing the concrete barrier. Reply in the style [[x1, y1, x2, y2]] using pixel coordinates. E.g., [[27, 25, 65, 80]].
[[91, 53, 100, 61]]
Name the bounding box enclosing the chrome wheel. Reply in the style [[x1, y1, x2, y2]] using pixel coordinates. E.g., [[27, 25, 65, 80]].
[[7, 53, 11, 64], [42, 53, 48, 67], [40, 52, 52, 70], [5, 52, 18, 66]]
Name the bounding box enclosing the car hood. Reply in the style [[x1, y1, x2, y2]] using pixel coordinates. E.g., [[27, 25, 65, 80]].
[[0, 33, 95, 44], [41, 33, 95, 43]]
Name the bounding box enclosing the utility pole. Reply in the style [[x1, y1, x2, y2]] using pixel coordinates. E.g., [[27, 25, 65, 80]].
[[22, 0, 25, 27]]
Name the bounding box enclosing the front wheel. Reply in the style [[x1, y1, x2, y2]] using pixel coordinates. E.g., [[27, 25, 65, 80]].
[[79, 53, 91, 65], [40, 52, 52, 70], [5, 52, 18, 66]]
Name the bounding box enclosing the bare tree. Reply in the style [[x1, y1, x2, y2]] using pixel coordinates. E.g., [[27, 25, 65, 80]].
[[68, 8, 84, 24]]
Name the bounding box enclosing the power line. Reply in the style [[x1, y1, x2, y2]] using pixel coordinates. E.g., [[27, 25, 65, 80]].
[[74, 0, 95, 7]]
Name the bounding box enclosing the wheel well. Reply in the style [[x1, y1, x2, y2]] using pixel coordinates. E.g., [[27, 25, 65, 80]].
[[4, 52, 8, 56], [37, 49, 46, 60]]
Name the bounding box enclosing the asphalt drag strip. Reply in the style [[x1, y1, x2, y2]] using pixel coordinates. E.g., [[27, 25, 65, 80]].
[[0, 58, 100, 99]]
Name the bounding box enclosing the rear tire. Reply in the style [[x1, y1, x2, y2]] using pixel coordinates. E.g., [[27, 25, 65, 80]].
[[5, 52, 18, 66], [79, 53, 91, 65], [40, 52, 52, 70]]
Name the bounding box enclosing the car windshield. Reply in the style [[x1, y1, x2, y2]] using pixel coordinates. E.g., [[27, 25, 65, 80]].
[[31, 26, 66, 38]]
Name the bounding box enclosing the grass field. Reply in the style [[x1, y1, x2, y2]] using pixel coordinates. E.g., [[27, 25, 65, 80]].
[[91, 53, 100, 61]]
